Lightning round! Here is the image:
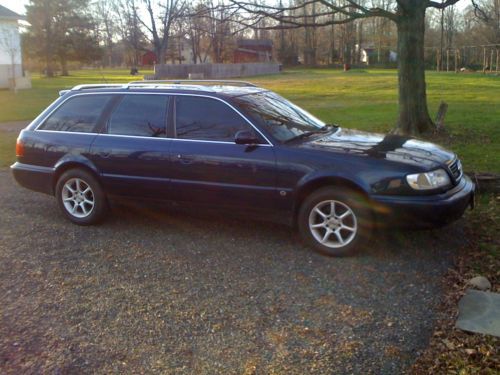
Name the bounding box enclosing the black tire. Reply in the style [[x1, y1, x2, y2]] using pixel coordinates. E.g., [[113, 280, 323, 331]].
[[55, 169, 108, 225], [298, 187, 372, 256]]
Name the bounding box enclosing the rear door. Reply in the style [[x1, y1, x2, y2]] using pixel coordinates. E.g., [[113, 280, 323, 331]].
[[89, 93, 172, 198], [168, 95, 277, 210]]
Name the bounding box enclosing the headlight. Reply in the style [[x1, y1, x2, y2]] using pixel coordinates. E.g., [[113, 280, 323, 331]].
[[406, 169, 451, 190]]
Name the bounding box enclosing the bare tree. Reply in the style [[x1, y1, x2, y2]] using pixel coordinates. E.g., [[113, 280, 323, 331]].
[[471, 0, 500, 43], [228, 0, 463, 135], [204, 0, 235, 63], [94, 0, 116, 66], [114, 0, 146, 67], [139, 0, 187, 64], [444, 4, 457, 49], [184, 4, 205, 63]]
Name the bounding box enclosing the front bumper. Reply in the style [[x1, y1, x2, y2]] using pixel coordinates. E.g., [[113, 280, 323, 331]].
[[371, 175, 475, 228]]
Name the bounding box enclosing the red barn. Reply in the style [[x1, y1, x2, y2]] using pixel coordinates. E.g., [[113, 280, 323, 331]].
[[141, 51, 157, 66], [233, 39, 273, 63]]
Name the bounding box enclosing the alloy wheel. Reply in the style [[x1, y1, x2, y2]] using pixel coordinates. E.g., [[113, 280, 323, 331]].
[[308, 199, 358, 248], [61, 178, 95, 218]]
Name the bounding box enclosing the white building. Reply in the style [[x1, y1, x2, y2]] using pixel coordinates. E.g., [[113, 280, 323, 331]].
[[358, 45, 398, 65], [0, 5, 30, 89], [168, 37, 212, 65]]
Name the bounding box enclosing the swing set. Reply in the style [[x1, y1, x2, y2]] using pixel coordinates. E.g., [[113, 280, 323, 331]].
[[429, 43, 500, 73]]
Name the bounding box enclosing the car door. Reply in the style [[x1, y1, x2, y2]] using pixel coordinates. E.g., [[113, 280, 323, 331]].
[[168, 95, 278, 210], [89, 93, 172, 198]]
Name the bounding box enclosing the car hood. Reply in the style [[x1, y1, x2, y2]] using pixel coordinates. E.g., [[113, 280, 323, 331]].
[[298, 128, 456, 169]]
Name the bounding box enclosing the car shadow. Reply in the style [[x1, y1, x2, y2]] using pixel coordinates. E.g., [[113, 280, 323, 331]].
[[105, 198, 463, 262]]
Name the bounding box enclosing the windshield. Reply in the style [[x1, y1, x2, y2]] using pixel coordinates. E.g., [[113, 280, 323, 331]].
[[233, 92, 329, 143]]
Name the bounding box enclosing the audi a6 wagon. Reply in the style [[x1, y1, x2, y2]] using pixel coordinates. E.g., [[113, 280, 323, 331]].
[[11, 80, 475, 256]]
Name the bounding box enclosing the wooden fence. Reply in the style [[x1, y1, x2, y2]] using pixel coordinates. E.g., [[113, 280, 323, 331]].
[[153, 62, 280, 79]]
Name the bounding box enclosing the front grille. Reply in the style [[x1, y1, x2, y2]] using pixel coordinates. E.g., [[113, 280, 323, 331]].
[[448, 158, 463, 181]]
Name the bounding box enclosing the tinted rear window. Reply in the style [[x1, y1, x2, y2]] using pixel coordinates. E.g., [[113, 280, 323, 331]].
[[39, 95, 113, 133], [108, 95, 169, 137]]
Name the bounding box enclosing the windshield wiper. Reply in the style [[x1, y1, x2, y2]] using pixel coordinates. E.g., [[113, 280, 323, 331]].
[[325, 123, 340, 129], [284, 130, 325, 144]]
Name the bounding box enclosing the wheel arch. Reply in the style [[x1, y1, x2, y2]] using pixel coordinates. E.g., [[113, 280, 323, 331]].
[[292, 176, 370, 227], [52, 157, 101, 195]]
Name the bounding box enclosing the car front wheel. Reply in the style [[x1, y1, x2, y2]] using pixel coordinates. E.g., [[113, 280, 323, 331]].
[[55, 169, 108, 225], [298, 187, 371, 256]]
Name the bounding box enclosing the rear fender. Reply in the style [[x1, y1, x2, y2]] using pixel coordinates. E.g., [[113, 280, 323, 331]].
[[52, 154, 101, 192]]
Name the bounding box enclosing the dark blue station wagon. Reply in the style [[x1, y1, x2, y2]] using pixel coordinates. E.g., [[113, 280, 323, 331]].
[[12, 80, 475, 256]]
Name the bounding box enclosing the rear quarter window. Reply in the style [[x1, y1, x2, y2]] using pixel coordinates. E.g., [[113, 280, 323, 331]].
[[38, 95, 113, 133]]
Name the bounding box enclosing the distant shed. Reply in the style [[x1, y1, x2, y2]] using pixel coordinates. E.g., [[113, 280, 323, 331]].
[[233, 39, 273, 63], [141, 51, 157, 66]]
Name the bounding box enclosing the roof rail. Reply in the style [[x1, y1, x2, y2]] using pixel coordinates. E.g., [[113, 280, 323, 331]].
[[71, 83, 129, 91], [128, 79, 258, 87], [70, 80, 259, 92]]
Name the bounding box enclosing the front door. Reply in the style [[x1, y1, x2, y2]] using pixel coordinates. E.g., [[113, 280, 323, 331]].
[[168, 95, 277, 210]]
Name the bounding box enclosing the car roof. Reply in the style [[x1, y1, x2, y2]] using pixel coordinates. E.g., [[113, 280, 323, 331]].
[[62, 80, 269, 99]]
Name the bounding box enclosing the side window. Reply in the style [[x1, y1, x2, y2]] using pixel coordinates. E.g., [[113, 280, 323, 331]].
[[108, 95, 169, 137], [39, 95, 113, 133], [175, 96, 255, 142]]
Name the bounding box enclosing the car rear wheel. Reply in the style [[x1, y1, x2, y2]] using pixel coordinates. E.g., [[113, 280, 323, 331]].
[[55, 169, 107, 225], [298, 187, 371, 256]]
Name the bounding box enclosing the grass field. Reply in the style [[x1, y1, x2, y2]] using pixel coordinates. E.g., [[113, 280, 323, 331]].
[[0, 68, 498, 172]]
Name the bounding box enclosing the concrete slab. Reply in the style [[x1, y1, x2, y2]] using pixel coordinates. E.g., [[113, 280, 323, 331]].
[[456, 289, 500, 337]]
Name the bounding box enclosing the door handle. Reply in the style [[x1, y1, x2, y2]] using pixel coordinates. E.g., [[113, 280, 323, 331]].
[[176, 154, 193, 165]]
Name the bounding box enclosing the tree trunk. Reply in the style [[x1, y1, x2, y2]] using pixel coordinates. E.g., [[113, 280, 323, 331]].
[[156, 45, 166, 65], [395, 6, 434, 135], [60, 56, 69, 76], [45, 54, 53, 77], [45, 35, 53, 77]]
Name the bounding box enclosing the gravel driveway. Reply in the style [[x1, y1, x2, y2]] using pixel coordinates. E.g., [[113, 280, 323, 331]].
[[0, 169, 463, 374]]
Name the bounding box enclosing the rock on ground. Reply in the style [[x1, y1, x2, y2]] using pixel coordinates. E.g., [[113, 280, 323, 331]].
[[468, 276, 492, 290]]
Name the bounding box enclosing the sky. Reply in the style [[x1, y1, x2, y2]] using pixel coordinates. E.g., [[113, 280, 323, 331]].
[[0, 0, 27, 15]]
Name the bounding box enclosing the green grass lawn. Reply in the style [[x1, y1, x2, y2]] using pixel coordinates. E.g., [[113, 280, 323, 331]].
[[0, 68, 498, 172]]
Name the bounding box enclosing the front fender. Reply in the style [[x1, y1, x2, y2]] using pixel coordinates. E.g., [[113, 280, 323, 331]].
[[296, 170, 372, 197], [290, 170, 372, 219]]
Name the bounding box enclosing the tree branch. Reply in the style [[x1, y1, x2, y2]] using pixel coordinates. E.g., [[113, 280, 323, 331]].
[[427, 0, 462, 9], [470, 0, 491, 21], [228, 0, 399, 28]]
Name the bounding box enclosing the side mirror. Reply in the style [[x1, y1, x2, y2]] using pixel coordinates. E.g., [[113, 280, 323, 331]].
[[235, 130, 260, 145]]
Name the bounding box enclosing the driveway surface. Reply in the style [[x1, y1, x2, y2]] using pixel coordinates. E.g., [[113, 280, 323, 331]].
[[0, 169, 463, 374]]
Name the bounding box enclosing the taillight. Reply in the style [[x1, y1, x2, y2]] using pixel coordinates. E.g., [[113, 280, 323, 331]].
[[16, 139, 24, 157]]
